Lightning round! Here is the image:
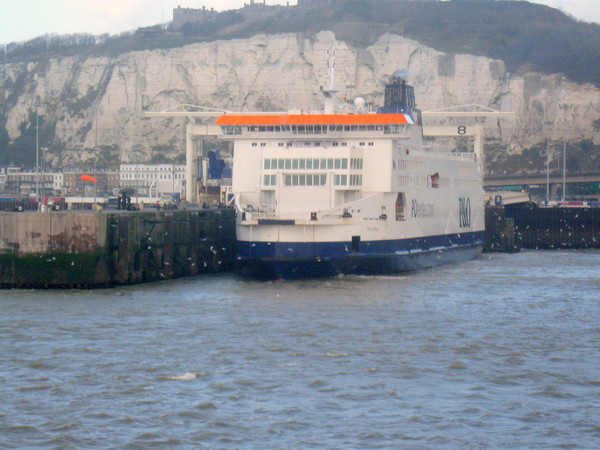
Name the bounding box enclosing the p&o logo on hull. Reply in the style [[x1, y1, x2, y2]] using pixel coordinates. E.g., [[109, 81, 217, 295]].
[[459, 197, 471, 228]]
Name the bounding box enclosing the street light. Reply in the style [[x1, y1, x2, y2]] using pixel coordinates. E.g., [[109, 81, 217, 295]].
[[35, 96, 40, 200], [41, 147, 48, 198]]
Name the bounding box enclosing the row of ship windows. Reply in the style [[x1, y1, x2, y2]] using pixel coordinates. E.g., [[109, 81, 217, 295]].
[[223, 125, 405, 135], [251, 142, 375, 147], [396, 176, 477, 189], [397, 175, 448, 188], [264, 158, 363, 171], [394, 159, 426, 172], [263, 174, 363, 187]]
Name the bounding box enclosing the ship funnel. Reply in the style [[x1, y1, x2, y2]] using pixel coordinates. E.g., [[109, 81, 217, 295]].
[[384, 75, 415, 109], [377, 72, 419, 123]]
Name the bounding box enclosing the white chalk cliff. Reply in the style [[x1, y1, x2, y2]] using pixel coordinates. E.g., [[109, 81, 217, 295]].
[[1, 31, 599, 165]]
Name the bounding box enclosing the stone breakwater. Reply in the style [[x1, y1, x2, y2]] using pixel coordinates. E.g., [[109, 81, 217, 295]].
[[0, 208, 236, 288]]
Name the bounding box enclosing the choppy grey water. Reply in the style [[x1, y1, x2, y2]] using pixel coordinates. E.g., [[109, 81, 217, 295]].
[[1, 250, 599, 449]]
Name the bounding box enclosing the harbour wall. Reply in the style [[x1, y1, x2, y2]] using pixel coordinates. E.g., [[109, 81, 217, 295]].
[[506, 206, 600, 250], [2, 206, 597, 287], [0, 208, 236, 288], [485, 206, 600, 251]]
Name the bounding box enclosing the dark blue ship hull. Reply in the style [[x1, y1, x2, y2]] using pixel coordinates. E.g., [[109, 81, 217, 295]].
[[238, 231, 484, 280]]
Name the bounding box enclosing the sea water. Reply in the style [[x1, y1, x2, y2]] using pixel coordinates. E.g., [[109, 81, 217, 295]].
[[1, 250, 599, 448]]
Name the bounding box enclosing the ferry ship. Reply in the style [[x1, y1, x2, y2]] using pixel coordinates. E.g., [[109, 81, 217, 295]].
[[216, 57, 484, 279]]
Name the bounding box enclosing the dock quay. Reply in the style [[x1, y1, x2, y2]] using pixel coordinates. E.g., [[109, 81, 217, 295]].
[[2, 205, 597, 288], [485, 205, 600, 252], [0, 208, 236, 288]]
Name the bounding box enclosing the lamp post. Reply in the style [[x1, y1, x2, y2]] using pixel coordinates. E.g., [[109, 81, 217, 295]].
[[35, 96, 40, 200], [562, 141, 567, 203], [545, 138, 550, 204], [41, 147, 48, 198]]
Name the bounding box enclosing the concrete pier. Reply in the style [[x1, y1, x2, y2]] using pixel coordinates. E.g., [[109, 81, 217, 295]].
[[0, 208, 236, 288], [506, 206, 600, 249]]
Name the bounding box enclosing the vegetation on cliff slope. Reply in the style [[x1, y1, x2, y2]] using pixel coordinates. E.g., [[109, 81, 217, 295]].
[[2, 0, 599, 87]]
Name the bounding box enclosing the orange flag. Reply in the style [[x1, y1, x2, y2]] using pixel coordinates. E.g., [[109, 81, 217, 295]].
[[81, 175, 97, 183]]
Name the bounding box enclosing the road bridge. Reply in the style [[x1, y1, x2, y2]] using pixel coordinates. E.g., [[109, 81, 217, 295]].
[[484, 173, 600, 188]]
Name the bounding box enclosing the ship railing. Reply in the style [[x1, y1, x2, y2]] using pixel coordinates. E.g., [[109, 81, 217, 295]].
[[412, 149, 477, 161], [241, 210, 352, 224], [245, 211, 277, 220]]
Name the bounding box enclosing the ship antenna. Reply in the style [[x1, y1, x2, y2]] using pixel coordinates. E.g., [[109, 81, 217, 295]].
[[322, 48, 339, 114]]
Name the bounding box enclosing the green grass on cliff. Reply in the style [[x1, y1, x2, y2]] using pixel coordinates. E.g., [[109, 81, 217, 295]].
[[1, 1, 599, 88]]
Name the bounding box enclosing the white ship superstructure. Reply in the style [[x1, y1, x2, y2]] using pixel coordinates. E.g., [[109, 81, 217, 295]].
[[217, 64, 484, 279]]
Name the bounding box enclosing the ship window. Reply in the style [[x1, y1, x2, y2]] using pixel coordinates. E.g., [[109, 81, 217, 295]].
[[263, 175, 269, 186], [298, 126, 306, 134], [284, 159, 291, 169], [292, 159, 299, 169], [334, 159, 341, 169], [359, 125, 367, 131], [327, 159, 334, 169], [278, 158, 284, 169], [341, 142, 347, 146], [252, 142, 258, 147], [275, 126, 281, 132], [260, 143, 266, 147], [350, 174, 363, 186], [267, 126, 274, 132], [359, 142, 365, 146], [368, 142, 374, 146], [283, 174, 326, 186], [367, 125, 375, 131], [344, 126, 351, 131], [315, 142, 321, 147], [264, 159, 271, 170], [306, 159, 313, 169], [278, 142, 284, 147], [259, 126, 266, 132], [319, 159, 326, 170], [332, 142, 339, 146], [334, 174, 347, 186], [249, 126, 257, 132], [305, 142, 310, 146], [299, 159, 306, 169]]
